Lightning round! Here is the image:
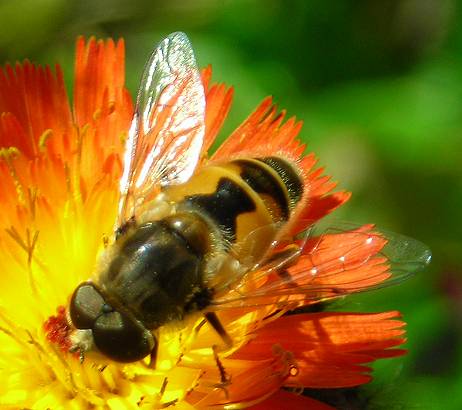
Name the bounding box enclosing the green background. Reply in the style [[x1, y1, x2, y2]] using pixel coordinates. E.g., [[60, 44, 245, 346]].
[[0, 1, 460, 408]]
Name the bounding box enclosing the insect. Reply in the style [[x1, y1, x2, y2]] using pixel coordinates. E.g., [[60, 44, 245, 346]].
[[60, 32, 431, 364]]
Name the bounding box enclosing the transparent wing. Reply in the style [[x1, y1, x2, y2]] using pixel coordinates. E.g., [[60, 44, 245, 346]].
[[118, 32, 205, 227], [211, 222, 431, 309]]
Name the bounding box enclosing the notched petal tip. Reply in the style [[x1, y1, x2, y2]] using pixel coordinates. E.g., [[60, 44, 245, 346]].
[[200, 65, 234, 155]]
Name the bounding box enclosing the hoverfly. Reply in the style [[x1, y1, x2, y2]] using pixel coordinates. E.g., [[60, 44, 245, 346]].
[[58, 32, 431, 364]]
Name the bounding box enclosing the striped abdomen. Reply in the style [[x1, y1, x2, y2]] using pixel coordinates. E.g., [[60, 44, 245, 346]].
[[165, 156, 304, 262]]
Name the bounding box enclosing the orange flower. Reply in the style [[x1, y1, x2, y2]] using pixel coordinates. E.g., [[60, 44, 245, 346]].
[[0, 37, 412, 410]]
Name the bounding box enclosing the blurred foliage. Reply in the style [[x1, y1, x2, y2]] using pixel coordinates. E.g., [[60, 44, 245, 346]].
[[1, 0, 461, 408]]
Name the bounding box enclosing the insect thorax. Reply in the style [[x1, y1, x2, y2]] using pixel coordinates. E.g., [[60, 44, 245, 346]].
[[99, 213, 216, 330]]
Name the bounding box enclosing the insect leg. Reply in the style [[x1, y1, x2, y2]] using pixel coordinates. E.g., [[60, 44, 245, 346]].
[[204, 312, 232, 347], [138, 377, 178, 408], [148, 337, 159, 369], [211, 344, 231, 399], [265, 243, 301, 270], [265, 243, 302, 286], [213, 345, 230, 384]]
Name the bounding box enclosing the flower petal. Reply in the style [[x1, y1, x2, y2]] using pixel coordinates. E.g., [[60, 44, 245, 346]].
[[292, 191, 352, 234], [0, 62, 71, 158], [201, 66, 234, 154], [73, 37, 133, 185], [250, 389, 335, 410], [235, 311, 406, 389], [74, 37, 128, 126], [287, 224, 391, 298], [212, 97, 304, 162]]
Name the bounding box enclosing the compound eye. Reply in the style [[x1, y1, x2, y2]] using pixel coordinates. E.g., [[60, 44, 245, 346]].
[[93, 311, 155, 362], [70, 283, 107, 329]]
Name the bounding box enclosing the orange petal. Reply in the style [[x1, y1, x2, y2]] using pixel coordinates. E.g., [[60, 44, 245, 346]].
[[0, 62, 71, 158], [188, 355, 292, 408], [0, 113, 32, 156], [287, 225, 391, 297], [201, 66, 234, 154], [212, 97, 304, 162], [292, 191, 352, 234], [235, 311, 406, 389], [201, 64, 212, 90], [73, 37, 132, 186], [250, 389, 335, 410], [73, 36, 130, 128]]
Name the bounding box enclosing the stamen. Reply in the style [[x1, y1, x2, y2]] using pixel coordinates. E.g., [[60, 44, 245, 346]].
[[5, 226, 28, 254], [27, 187, 38, 220], [159, 377, 169, 397], [39, 129, 53, 151], [0, 146, 24, 204], [26, 229, 40, 296]]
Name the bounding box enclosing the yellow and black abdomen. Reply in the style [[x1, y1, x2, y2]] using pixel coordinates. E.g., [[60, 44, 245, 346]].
[[229, 157, 304, 225], [164, 156, 304, 263]]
